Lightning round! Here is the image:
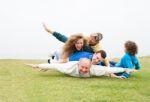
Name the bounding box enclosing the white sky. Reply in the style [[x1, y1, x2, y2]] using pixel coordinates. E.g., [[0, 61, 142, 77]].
[[0, 0, 150, 59]]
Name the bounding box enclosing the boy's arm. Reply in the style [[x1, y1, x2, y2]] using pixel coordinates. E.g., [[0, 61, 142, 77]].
[[53, 32, 68, 43], [42, 23, 54, 34], [118, 57, 134, 68], [134, 57, 141, 70]]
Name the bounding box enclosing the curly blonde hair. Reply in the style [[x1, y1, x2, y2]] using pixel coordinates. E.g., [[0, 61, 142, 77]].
[[62, 34, 87, 57]]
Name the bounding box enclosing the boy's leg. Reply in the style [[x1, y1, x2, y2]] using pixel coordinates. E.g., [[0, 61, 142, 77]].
[[109, 61, 117, 67], [120, 72, 130, 78]]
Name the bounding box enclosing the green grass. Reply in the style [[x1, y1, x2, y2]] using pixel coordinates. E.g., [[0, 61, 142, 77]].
[[0, 57, 150, 102]]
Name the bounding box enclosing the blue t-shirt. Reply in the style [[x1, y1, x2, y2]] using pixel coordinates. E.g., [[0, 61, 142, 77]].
[[115, 52, 141, 69], [69, 51, 107, 66], [69, 52, 93, 61]]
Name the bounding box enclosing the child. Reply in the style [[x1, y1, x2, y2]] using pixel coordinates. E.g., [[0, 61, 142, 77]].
[[113, 41, 141, 78]]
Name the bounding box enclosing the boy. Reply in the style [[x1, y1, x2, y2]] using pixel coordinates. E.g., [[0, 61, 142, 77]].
[[112, 41, 141, 78]]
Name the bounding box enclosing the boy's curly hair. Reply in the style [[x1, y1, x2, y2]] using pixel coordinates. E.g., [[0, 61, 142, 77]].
[[125, 41, 138, 55]]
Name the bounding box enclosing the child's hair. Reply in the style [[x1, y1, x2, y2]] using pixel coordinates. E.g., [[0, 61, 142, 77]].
[[125, 41, 138, 55], [96, 50, 107, 59]]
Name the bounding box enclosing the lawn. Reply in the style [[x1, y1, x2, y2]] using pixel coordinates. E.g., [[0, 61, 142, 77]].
[[0, 57, 150, 102]]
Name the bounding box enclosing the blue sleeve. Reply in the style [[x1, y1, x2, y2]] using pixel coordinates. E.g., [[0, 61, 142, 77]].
[[53, 31, 68, 43], [116, 57, 134, 68], [134, 57, 141, 70]]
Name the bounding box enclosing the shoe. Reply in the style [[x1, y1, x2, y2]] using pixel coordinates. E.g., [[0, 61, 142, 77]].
[[48, 59, 51, 64], [121, 72, 130, 78]]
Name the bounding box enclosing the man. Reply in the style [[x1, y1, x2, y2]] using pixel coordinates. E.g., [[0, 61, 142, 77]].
[[48, 50, 107, 66], [69, 50, 107, 66], [26, 58, 135, 78]]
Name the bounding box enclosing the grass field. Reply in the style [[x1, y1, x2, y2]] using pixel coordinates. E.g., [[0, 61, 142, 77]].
[[0, 57, 150, 102]]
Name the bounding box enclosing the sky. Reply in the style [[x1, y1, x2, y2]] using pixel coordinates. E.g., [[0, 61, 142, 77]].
[[0, 0, 150, 59]]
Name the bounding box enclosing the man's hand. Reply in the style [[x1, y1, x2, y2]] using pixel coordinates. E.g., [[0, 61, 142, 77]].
[[26, 64, 49, 72], [42, 23, 54, 34], [26, 64, 38, 68], [124, 69, 138, 73], [110, 74, 125, 79], [39, 69, 49, 72]]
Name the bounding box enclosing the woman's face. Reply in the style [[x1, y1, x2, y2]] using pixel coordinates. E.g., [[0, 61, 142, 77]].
[[75, 38, 84, 51]]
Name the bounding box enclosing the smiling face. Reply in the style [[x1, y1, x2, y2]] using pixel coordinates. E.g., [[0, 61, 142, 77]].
[[75, 38, 84, 51], [88, 33, 103, 46], [92, 53, 103, 64], [89, 36, 97, 46], [78, 58, 91, 74]]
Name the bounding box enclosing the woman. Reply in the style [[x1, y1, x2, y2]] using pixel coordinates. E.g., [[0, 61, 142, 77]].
[[59, 34, 88, 63], [43, 23, 106, 64]]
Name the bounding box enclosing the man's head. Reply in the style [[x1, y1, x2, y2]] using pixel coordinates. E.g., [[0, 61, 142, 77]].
[[78, 58, 92, 74], [92, 50, 107, 64], [89, 33, 103, 46]]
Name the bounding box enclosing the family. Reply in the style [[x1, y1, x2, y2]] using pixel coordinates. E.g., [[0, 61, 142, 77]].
[[27, 23, 141, 79]]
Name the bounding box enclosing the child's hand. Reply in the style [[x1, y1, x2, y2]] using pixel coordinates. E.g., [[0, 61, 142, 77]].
[[42, 22, 54, 34]]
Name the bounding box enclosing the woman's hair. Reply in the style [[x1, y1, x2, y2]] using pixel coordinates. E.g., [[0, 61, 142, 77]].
[[125, 41, 138, 55], [62, 33, 87, 57]]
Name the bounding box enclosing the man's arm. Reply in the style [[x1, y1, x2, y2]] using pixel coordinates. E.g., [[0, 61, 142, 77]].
[[90, 65, 135, 77], [26, 61, 79, 75], [26, 63, 68, 73], [42, 23, 68, 43]]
